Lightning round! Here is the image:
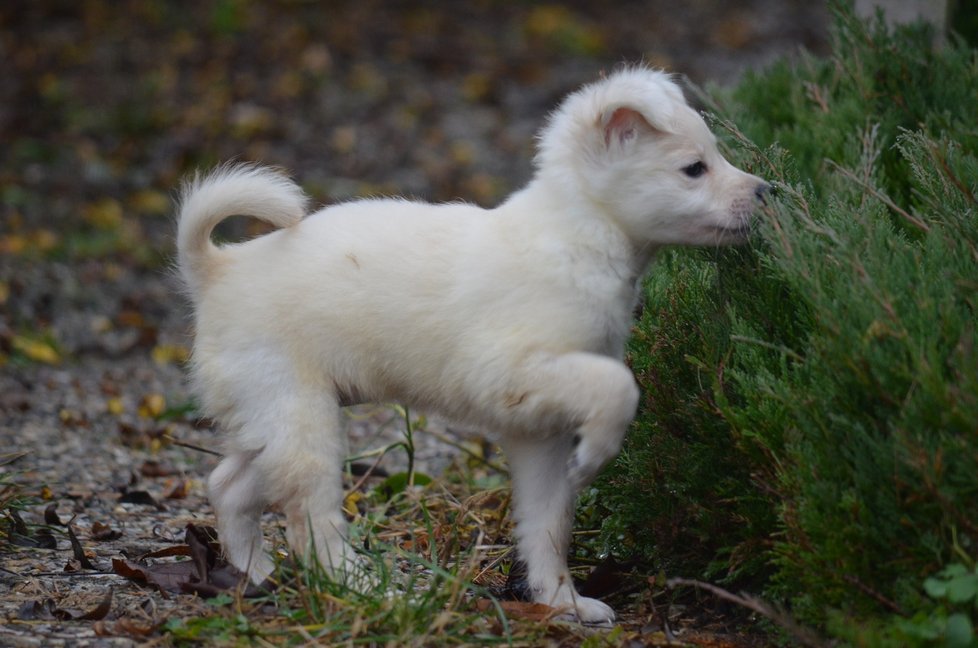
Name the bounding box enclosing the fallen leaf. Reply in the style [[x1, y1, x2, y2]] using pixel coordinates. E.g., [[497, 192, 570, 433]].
[[12, 335, 60, 364], [107, 617, 159, 637], [162, 479, 190, 499], [59, 408, 87, 426], [91, 521, 123, 541], [44, 502, 65, 526], [17, 599, 58, 620], [140, 459, 177, 477], [106, 397, 125, 415], [5, 510, 57, 548], [343, 490, 363, 517], [475, 598, 561, 622], [129, 189, 170, 215], [117, 309, 144, 328], [113, 525, 269, 598], [138, 393, 166, 419], [119, 489, 164, 509], [0, 234, 27, 254], [111, 558, 177, 596], [16, 590, 112, 621], [83, 197, 123, 230], [67, 525, 98, 570], [151, 343, 189, 365]]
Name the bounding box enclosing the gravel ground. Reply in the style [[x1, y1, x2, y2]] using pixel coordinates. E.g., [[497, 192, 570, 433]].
[[0, 2, 829, 645]]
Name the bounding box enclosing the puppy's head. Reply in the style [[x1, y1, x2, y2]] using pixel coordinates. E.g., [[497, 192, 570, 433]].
[[536, 66, 768, 247]]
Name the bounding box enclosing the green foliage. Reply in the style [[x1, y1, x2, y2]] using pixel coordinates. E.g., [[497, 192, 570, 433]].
[[594, 1, 978, 640]]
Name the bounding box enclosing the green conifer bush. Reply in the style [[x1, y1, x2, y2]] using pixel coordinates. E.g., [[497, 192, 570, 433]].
[[595, 4, 978, 641]]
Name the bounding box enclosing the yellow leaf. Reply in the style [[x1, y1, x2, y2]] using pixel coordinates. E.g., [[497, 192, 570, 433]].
[[524, 5, 604, 55], [83, 198, 123, 230], [106, 397, 125, 416], [59, 408, 84, 425], [0, 234, 27, 255], [32, 229, 59, 252], [461, 73, 491, 102], [12, 335, 60, 364], [138, 393, 166, 419], [151, 344, 190, 365], [129, 189, 170, 215], [343, 491, 363, 518], [0, 281, 8, 305]]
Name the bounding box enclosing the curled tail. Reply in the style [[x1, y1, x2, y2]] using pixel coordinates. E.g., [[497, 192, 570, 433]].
[[177, 163, 307, 296]]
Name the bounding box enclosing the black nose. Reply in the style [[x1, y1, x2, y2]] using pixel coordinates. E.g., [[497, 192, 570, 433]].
[[754, 182, 772, 205]]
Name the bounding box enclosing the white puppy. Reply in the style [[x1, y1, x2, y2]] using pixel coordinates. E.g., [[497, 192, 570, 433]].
[[176, 66, 767, 624]]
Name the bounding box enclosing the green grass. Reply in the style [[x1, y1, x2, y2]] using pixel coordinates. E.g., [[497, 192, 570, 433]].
[[160, 408, 617, 646]]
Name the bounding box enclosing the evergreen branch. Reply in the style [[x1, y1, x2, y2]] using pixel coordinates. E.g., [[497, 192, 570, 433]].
[[926, 140, 977, 205], [729, 335, 804, 362], [826, 159, 930, 232]]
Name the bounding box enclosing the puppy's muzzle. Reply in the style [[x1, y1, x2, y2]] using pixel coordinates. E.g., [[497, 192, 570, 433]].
[[754, 182, 773, 206]]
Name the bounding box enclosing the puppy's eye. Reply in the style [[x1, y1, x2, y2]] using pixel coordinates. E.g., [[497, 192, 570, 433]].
[[682, 161, 707, 178]]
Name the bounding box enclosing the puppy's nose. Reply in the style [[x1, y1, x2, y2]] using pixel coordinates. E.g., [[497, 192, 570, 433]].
[[754, 182, 772, 205]]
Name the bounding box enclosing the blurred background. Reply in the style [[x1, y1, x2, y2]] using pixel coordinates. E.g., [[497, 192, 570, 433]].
[[1, 1, 830, 229]]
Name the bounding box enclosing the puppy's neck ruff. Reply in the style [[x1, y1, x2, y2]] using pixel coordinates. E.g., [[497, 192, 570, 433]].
[[502, 177, 657, 281]]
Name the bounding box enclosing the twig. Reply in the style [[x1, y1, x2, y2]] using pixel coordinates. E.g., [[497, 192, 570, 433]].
[[346, 445, 396, 494], [666, 577, 827, 648], [842, 574, 907, 616], [163, 433, 222, 456]]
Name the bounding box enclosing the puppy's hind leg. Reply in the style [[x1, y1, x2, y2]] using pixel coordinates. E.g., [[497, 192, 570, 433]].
[[256, 391, 357, 584], [208, 450, 275, 584], [500, 434, 616, 625]]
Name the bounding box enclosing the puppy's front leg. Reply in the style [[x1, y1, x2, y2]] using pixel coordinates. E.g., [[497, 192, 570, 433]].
[[495, 352, 639, 624], [501, 434, 615, 625]]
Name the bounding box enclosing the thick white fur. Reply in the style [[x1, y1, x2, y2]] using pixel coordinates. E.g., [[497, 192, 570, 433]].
[[177, 66, 766, 624]]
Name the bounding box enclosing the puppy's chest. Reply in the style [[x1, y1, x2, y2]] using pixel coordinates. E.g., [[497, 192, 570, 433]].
[[569, 266, 639, 356]]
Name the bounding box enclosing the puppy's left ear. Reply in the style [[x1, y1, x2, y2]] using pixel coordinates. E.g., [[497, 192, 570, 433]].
[[600, 106, 660, 148]]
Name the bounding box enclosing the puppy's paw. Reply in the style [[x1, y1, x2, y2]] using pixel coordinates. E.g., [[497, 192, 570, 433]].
[[334, 554, 380, 594], [567, 439, 615, 490], [538, 580, 616, 626], [555, 595, 616, 626], [239, 554, 275, 586]]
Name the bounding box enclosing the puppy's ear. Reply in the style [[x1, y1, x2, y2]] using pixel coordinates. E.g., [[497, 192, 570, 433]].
[[601, 106, 660, 148]]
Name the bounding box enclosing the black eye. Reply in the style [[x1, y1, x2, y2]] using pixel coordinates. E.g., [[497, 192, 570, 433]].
[[682, 161, 707, 178]]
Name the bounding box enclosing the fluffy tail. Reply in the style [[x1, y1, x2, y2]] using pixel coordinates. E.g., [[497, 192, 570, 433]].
[[177, 163, 307, 296]]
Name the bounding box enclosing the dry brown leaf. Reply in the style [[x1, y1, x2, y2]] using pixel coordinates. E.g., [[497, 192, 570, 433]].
[[162, 479, 190, 500], [91, 521, 123, 541], [475, 598, 560, 622]]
